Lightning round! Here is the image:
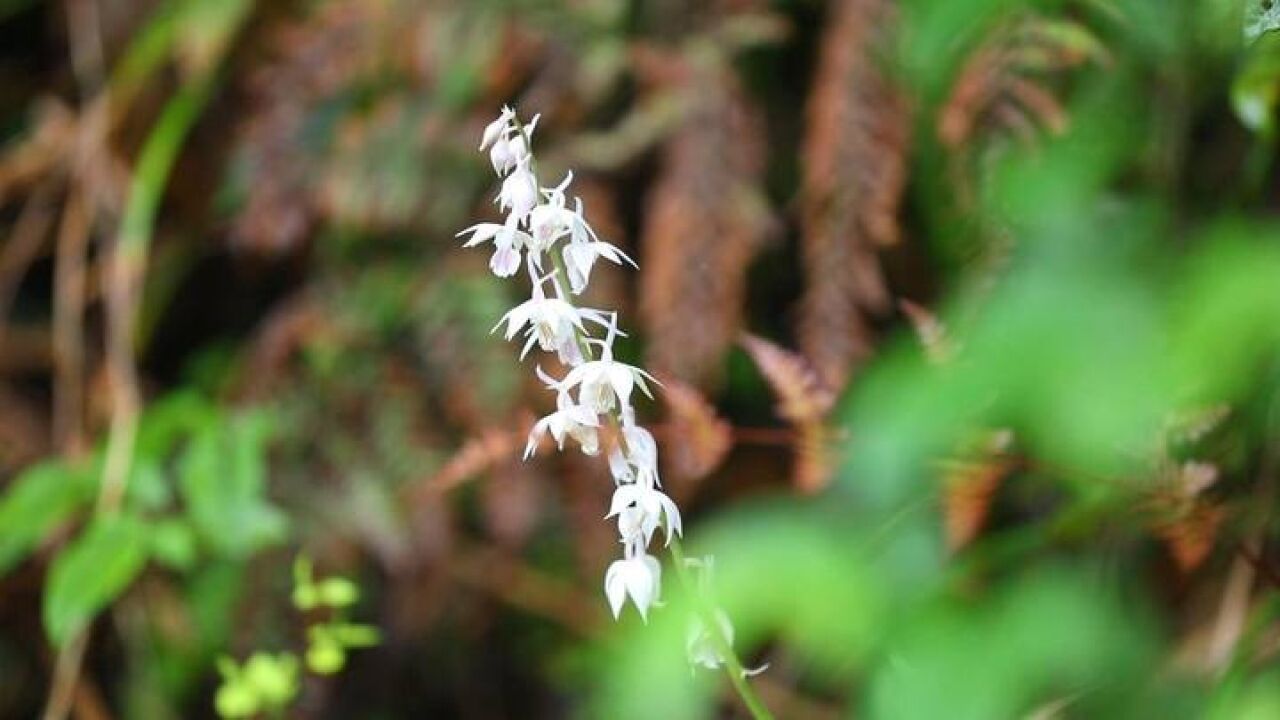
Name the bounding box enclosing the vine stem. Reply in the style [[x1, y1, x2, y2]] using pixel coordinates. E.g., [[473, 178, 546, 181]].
[[523, 127, 770, 717]]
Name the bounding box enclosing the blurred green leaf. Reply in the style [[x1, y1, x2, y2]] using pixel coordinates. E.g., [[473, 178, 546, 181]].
[[149, 518, 198, 571], [865, 568, 1159, 719], [1211, 673, 1280, 719], [214, 676, 259, 719], [0, 461, 95, 575], [134, 390, 215, 460], [305, 636, 346, 675], [326, 622, 381, 648], [1234, 32, 1280, 135], [43, 514, 150, 646], [127, 460, 171, 512], [177, 411, 288, 557], [241, 652, 299, 707], [315, 577, 359, 608]]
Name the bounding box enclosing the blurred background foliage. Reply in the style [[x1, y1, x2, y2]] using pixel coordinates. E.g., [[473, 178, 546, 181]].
[[3, 0, 1280, 717]]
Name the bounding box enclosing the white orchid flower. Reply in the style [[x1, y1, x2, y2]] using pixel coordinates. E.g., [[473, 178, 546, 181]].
[[555, 317, 656, 414], [489, 136, 514, 175], [493, 272, 608, 361], [527, 172, 578, 255], [608, 483, 682, 546], [605, 552, 662, 621], [606, 419, 661, 488], [486, 112, 539, 175], [525, 390, 601, 458], [497, 157, 538, 221], [456, 216, 532, 279], [560, 197, 635, 293], [478, 106, 515, 151]]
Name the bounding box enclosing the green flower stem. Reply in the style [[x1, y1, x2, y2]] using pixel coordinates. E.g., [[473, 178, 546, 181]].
[[668, 538, 774, 720]]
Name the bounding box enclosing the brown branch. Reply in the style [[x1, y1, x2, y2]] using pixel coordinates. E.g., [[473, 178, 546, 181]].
[[53, 187, 91, 456]]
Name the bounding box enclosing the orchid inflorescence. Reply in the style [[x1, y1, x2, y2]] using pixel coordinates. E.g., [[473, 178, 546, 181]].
[[459, 106, 683, 622]]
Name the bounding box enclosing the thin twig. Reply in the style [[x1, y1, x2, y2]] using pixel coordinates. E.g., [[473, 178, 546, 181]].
[[42, 630, 87, 720], [53, 186, 91, 456], [65, 0, 106, 96]]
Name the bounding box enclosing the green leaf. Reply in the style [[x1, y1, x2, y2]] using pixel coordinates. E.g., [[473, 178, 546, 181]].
[[134, 390, 214, 460], [214, 679, 259, 719], [305, 637, 345, 676], [43, 514, 150, 646], [0, 461, 96, 575], [242, 653, 299, 706], [127, 460, 172, 512], [149, 518, 198, 570], [326, 622, 381, 648], [315, 577, 359, 608], [177, 412, 287, 557]]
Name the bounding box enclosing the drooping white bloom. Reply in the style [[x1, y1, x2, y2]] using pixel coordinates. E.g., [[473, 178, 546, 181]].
[[457, 217, 532, 279], [479, 106, 515, 152], [489, 136, 515, 175], [497, 158, 538, 221], [508, 133, 530, 168], [525, 389, 601, 458], [564, 356, 654, 415], [486, 113, 538, 176], [606, 427, 660, 488], [553, 321, 656, 414], [607, 444, 634, 484], [608, 483, 682, 546], [528, 173, 579, 255], [493, 273, 608, 361], [621, 417, 660, 486], [605, 553, 662, 621], [563, 204, 637, 292]]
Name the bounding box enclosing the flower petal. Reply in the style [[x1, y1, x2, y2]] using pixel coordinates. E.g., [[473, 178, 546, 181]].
[[604, 561, 627, 619]]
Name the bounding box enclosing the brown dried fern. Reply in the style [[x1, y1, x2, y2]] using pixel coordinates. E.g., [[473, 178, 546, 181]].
[[938, 13, 1109, 212], [423, 426, 522, 496], [941, 440, 1014, 552], [799, 0, 909, 393], [1147, 461, 1224, 574], [659, 376, 732, 481], [1155, 502, 1225, 574], [639, 58, 772, 389], [740, 333, 835, 493]]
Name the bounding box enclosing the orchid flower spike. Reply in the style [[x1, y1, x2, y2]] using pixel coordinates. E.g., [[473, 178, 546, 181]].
[[461, 106, 705, 630]]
